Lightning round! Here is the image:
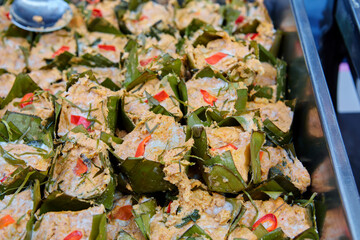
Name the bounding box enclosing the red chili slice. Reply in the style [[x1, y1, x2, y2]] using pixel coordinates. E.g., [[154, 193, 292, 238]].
[[92, 8, 103, 18], [63, 230, 83, 240], [5, 12, 10, 20], [145, 90, 169, 103], [98, 44, 116, 52], [166, 201, 172, 213], [70, 115, 92, 129], [139, 56, 158, 67], [20, 93, 34, 108], [252, 213, 277, 232], [86, 0, 100, 4], [211, 143, 238, 151], [52, 45, 70, 58], [135, 135, 151, 157], [139, 15, 148, 21], [74, 159, 88, 176], [205, 52, 228, 65], [0, 175, 8, 183], [235, 15, 244, 24], [0, 215, 15, 229], [246, 33, 259, 40], [259, 151, 264, 161], [132, 15, 148, 23], [200, 89, 217, 106], [112, 205, 133, 220]]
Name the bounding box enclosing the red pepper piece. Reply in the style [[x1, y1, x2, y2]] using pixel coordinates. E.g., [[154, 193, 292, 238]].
[[5, 12, 10, 20], [211, 143, 238, 151], [252, 213, 277, 232], [86, 0, 100, 4], [133, 15, 148, 23], [70, 115, 92, 129], [98, 44, 116, 52], [235, 15, 244, 24], [246, 33, 259, 40], [205, 52, 228, 65], [92, 8, 103, 18], [139, 56, 158, 67], [112, 205, 133, 220], [20, 93, 34, 108], [63, 230, 83, 240], [74, 159, 88, 176], [259, 151, 264, 161], [200, 89, 217, 106], [0, 175, 8, 183], [145, 90, 169, 103], [166, 201, 172, 213], [0, 215, 15, 229], [139, 15, 148, 21], [52, 46, 70, 58], [135, 135, 151, 157]]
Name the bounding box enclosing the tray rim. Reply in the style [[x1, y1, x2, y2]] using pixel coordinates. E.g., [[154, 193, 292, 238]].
[[290, 0, 360, 239]]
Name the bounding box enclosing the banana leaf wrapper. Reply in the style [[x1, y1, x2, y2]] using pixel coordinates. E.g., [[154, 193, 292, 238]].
[[132, 198, 157, 240], [2, 111, 54, 147], [115, 0, 151, 35], [100, 77, 121, 91], [0, 73, 41, 109], [293, 196, 324, 240], [178, 224, 212, 239], [0, 112, 54, 195], [192, 25, 223, 48], [146, 20, 178, 42], [42, 51, 75, 71], [24, 179, 42, 240], [71, 53, 119, 68], [269, 30, 283, 57], [0, 166, 47, 198], [0, 178, 41, 240], [87, 17, 123, 36], [245, 175, 301, 201], [263, 118, 292, 147], [226, 197, 246, 236], [194, 66, 227, 82], [250, 131, 265, 185], [116, 230, 136, 240], [190, 124, 247, 193], [118, 97, 136, 132], [123, 40, 157, 92], [258, 44, 287, 101], [42, 51, 117, 71], [253, 226, 287, 240], [66, 69, 97, 91], [89, 213, 107, 240], [4, 24, 34, 44], [115, 2, 132, 34], [293, 228, 319, 240], [118, 157, 175, 193]]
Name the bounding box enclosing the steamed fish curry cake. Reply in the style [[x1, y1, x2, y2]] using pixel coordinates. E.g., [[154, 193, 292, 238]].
[[0, 0, 317, 239]]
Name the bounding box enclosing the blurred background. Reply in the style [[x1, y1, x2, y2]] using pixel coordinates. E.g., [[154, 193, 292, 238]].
[[304, 0, 360, 190]]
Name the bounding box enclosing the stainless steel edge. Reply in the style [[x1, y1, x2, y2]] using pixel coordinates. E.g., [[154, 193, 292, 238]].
[[290, 0, 360, 239]]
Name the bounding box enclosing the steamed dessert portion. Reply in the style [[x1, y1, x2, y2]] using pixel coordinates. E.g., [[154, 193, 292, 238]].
[[0, 0, 317, 239]]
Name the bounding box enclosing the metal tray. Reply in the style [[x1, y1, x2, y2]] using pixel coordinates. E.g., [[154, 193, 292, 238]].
[[264, 0, 360, 239]]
